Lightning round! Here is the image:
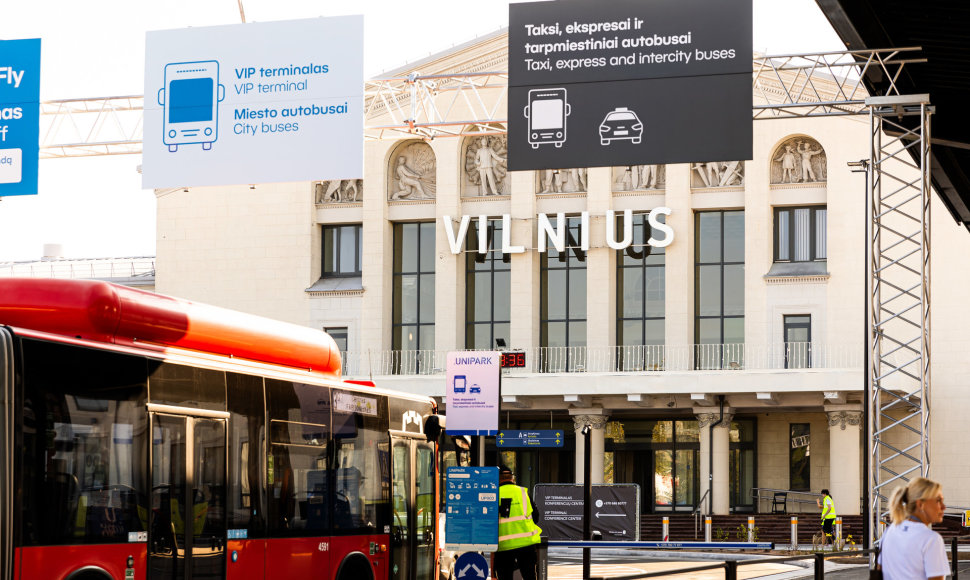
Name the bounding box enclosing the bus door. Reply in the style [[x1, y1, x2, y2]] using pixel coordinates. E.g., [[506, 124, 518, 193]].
[[149, 406, 228, 580], [389, 433, 436, 580]]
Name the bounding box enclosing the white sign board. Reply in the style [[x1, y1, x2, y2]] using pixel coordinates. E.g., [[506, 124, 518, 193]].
[[446, 351, 500, 436], [143, 17, 363, 189]]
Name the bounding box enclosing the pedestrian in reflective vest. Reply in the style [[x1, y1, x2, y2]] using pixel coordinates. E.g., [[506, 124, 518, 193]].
[[495, 466, 542, 580], [817, 489, 837, 544]]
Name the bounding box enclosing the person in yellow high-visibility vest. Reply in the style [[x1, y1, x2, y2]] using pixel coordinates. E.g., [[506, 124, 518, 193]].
[[494, 466, 542, 580], [817, 489, 837, 545]]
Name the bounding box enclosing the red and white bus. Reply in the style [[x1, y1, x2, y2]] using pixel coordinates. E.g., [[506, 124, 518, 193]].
[[0, 278, 442, 580]]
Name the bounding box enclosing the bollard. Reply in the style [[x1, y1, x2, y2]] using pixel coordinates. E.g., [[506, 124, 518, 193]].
[[814, 552, 825, 580], [662, 516, 669, 542], [748, 516, 755, 543], [835, 517, 842, 546], [537, 537, 549, 580], [790, 516, 798, 549], [952, 536, 959, 580], [724, 560, 738, 580], [705, 516, 712, 543]]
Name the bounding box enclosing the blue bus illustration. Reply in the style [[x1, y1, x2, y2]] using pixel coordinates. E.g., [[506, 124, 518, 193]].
[[158, 60, 225, 152]]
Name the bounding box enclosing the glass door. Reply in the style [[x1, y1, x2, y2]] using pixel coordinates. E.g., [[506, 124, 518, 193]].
[[390, 435, 436, 580], [149, 412, 227, 580]]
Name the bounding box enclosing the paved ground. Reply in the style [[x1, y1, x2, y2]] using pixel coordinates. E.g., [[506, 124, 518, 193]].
[[547, 551, 970, 579], [548, 553, 801, 579]]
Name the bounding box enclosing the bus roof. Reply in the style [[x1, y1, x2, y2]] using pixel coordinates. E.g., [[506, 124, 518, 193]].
[[0, 278, 341, 377]]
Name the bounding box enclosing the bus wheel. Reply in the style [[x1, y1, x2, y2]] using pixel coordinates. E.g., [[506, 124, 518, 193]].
[[65, 567, 113, 580], [336, 552, 375, 580]]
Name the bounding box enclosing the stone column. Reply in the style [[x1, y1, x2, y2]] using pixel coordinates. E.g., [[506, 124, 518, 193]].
[[570, 410, 608, 484], [826, 408, 863, 515], [696, 410, 733, 515]]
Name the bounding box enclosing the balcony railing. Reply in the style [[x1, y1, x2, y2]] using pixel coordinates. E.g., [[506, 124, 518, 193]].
[[337, 342, 860, 377]]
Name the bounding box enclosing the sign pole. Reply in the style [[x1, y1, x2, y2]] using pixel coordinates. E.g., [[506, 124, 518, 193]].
[[582, 424, 592, 579]]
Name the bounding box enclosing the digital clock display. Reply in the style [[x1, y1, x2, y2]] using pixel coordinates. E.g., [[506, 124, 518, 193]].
[[499, 351, 526, 368]]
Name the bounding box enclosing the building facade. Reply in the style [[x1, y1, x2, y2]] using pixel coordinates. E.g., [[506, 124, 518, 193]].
[[154, 31, 970, 516]]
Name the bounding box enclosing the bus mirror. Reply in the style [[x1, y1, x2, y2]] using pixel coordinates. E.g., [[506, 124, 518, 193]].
[[425, 414, 444, 441], [451, 435, 471, 466]]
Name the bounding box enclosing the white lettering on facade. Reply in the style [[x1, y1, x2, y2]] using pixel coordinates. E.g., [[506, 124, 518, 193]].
[[443, 208, 674, 254]]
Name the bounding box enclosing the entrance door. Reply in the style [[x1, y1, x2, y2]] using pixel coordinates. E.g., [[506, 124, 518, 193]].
[[390, 434, 436, 580], [149, 410, 228, 580]]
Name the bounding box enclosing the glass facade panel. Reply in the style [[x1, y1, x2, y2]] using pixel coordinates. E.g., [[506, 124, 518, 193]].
[[617, 214, 665, 358], [338, 226, 357, 274], [723, 264, 745, 316], [541, 216, 587, 363], [723, 211, 745, 262], [393, 222, 435, 358], [698, 266, 721, 316], [777, 212, 790, 261], [322, 224, 362, 277], [464, 220, 511, 350], [698, 212, 722, 262], [695, 211, 744, 369], [790, 423, 811, 491], [675, 450, 695, 506], [775, 206, 827, 262]]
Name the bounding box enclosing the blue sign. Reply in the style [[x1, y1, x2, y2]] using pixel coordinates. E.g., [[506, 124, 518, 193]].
[[497, 429, 564, 448], [454, 552, 489, 580], [0, 38, 40, 196], [444, 466, 499, 551]]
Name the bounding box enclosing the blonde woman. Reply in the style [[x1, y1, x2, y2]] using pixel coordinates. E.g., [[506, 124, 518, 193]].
[[878, 477, 950, 579]]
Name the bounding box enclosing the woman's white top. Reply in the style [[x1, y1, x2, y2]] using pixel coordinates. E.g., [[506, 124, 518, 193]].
[[878, 519, 950, 579]]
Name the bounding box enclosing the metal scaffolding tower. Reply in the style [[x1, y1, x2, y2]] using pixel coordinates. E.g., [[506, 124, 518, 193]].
[[865, 95, 933, 544]]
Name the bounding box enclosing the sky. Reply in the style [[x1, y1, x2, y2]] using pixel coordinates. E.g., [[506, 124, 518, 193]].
[[0, 0, 845, 262]]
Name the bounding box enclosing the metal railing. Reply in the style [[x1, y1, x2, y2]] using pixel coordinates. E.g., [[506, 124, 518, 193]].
[[0, 258, 156, 280], [337, 343, 862, 376], [751, 487, 824, 513]]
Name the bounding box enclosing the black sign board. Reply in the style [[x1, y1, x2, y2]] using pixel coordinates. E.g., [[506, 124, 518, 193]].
[[534, 484, 640, 541], [508, 0, 752, 171]]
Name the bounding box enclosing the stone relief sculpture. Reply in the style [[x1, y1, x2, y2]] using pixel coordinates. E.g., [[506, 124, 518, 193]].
[[771, 137, 826, 184], [315, 179, 362, 203], [613, 165, 665, 191], [537, 168, 587, 193], [463, 135, 508, 196], [691, 161, 744, 188], [387, 141, 436, 200]]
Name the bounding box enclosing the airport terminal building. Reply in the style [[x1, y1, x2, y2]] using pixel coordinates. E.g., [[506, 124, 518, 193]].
[[153, 31, 970, 516]]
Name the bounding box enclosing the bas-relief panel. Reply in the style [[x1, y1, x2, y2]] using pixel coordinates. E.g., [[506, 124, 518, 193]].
[[771, 137, 826, 184], [690, 161, 745, 188], [612, 165, 665, 191], [536, 168, 588, 194], [315, 179, 363, 204], [462, 135, 509, 196], [387, 141, 436, 201]]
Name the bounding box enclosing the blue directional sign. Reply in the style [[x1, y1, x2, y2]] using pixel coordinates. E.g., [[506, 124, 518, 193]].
[[454, 552, 489, 580], [0, 38, 40, 197], [497, 429, 564, 448], [444, 466, 499, 551]]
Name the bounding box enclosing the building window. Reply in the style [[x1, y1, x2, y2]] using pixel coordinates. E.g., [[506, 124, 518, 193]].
[[540, 216, 586, 372], [789, 423, 811, 491], [695, 211, 744, 369], [325, 327, 348, 353], [392, 223, 435, 369], [729, 419, 757, 511], [323, 224, 363, 276], [465, 219, 511, 350], [616, 213, 665, 370], [774, 206, 826, 262], [783, 315, 811, 369]]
